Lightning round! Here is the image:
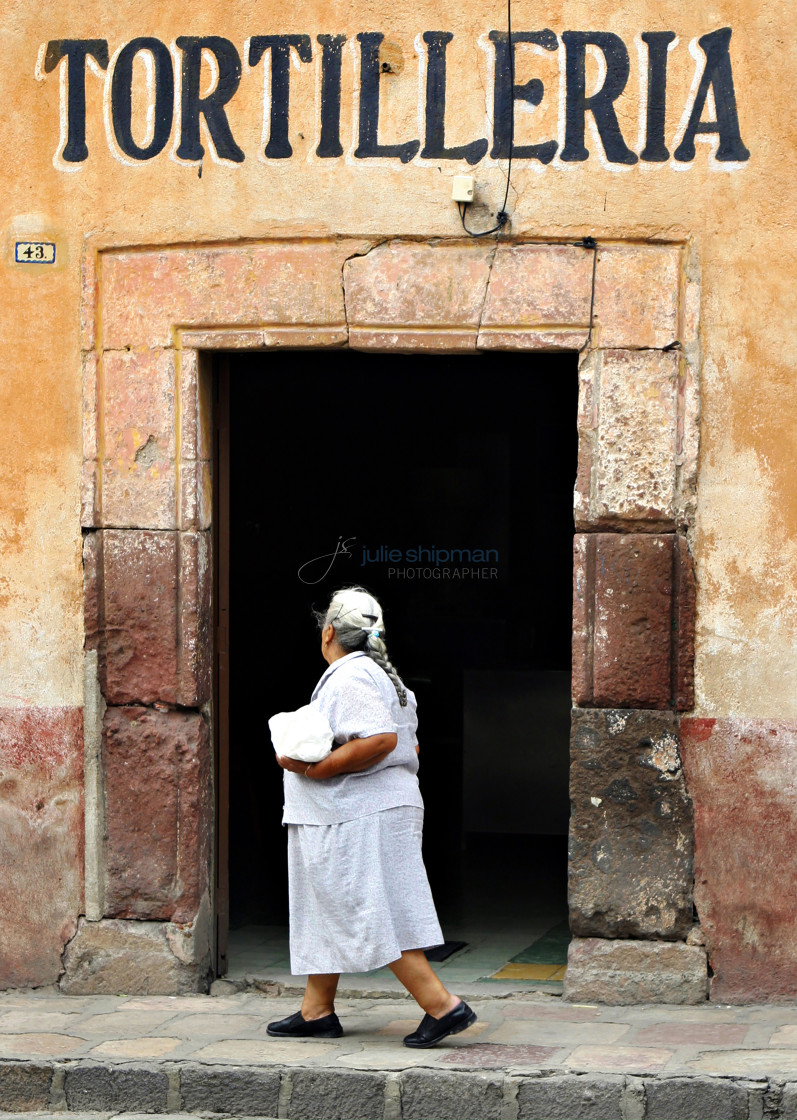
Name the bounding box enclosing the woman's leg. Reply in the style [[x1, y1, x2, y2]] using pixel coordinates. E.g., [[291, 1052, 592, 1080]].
[[301, 973, 341, 1019], [388, 950, 460, 1018]]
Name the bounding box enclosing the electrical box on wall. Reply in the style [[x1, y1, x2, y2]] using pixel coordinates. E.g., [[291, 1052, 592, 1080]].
[[451, 175, 475, 203]]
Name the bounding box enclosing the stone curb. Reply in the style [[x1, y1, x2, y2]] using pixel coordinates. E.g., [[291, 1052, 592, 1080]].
[[2, 1059, 797, 1119]]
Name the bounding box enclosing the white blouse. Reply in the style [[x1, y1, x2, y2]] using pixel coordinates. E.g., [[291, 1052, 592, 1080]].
[[282, 651, 424, 825]]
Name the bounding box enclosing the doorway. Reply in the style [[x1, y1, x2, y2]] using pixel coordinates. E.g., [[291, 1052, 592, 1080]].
[[216, 348, 578, 986]]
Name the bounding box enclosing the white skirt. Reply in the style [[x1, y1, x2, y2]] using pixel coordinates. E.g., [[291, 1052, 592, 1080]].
[[287, 805, 444, 975]]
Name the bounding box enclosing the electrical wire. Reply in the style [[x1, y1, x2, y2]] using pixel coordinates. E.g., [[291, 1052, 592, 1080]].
[[576, 236, 598, 353], [459, 0, 514, 238]]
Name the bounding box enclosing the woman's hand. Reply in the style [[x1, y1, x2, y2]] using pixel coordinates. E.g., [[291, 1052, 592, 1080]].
[[276, 733, 398, 781], [275, 755, 316, 776]]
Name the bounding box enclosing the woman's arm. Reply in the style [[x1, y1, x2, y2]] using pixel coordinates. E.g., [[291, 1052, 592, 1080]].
[[276, 732, 398, 779]]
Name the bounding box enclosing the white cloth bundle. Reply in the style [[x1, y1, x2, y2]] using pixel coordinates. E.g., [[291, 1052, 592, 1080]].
[[268, 704, 335, 763]]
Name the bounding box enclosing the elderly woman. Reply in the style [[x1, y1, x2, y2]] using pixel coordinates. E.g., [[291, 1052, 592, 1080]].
[[267, 586, 476, 1048]]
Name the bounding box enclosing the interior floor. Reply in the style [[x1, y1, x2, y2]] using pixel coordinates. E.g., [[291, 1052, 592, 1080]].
[[226, 834, 569, 993]]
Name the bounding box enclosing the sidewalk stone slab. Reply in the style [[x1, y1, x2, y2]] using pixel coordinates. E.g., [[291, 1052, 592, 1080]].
[[440, 1043, 559, 1067], [287, 1068, 386, 1120], [643, 1074, 748, 1119], [489, 1021, 629, 1047], [565, 1044, 673, 1071], [632, 1022, 749, 1045], [63, 1065, 169, 1112], [180, 1065, 280, 1116], [190, 1038, 337, 1063], [688, 1049, 797, 1075], [0, 1034, 86, 1058], [399, 1068, 503, 1120], [89, 1038, 184, 1058], [516, 1073, 624, 1119]]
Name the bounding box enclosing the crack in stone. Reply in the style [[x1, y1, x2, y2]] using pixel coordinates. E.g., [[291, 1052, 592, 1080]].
[[339, 238, 389, 344], [476, 241, 501, 348]]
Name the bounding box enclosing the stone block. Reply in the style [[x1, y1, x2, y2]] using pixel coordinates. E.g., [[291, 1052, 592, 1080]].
[[399, 1069, 503, 1120], [64, 1064, 169, 1112], [288, 1068, 386, 1120], [100, 240, 360, 350], [563, 938, 708, 1005], [180, 459, 212, 530], [81, 459, 100, 529], [87, 529, 211, 707], [781, 1083, 797, 1120], [101, 456, 177, 530], [572, 534, 695, 710], [643, 1075, 748, 1119], [0, 707, 84, 990], [60, 917, 206, 994], [569, 709, 695, 940], [102, 707, 211, 922], [100, 348, 177, 530], [80, 248, 99, 351], [179, 349, 212, 463], [0, 1062, 52, 1110], [478, 243, 593, 350], [181, 1065, 280, 1115], [82, 350, 99, 461], [516, 1073, 624, 1119], [175, 532, 212, 704], [681, 717, 797, 1002], [345, 241, 494, 351], [594, 245, 681, 349], [576, 350, 680, 529]]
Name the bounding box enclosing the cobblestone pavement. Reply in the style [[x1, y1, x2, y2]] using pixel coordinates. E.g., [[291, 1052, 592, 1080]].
[[3, 987, 797, 1117]]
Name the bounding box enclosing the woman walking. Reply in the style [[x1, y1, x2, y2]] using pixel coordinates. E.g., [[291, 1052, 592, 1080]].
[[267, 586, 476, 1048]]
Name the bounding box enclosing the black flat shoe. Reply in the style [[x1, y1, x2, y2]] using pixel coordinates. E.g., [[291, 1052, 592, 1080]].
[[403, 1000, 477, 1048], [267, 1010, 344, 1038]]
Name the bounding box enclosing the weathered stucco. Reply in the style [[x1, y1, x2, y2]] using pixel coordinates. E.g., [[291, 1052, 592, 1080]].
[[1, 0, 796, 996]]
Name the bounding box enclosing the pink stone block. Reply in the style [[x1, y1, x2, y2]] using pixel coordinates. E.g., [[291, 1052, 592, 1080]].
[[180, 460, 212, 531], [103, 348, 176, 462], [80, 250, 99, 352], [344, 241, 494, 346], [477, 328, 588, 351], [89, 529, 211, 707], [82, 351, 99, 461], [102, 707, 211, 923], [101, 348, 178, 529], [576, 349, 679, 529], [681, 717, 797, 1003], [100, 240, 362, 350], [101, 465, 177, 531], [480, 244, 594, 332], [348, 328, 477, 352], [0, 707, 84, 988], [594, 245, 682, 349], [81, 460, 100, 529]]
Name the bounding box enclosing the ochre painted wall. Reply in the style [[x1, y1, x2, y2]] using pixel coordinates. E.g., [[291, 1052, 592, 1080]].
[[1, 0, 796, 993]]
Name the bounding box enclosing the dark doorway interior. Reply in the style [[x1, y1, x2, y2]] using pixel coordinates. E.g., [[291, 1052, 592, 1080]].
[[224, 349, 578, 973]]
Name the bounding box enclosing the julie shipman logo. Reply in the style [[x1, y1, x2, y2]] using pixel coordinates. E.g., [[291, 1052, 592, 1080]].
[[298, 536, 499, 584]]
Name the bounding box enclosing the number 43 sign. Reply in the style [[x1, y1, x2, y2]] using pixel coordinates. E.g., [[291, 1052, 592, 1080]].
[[15, 241, 56, 264]]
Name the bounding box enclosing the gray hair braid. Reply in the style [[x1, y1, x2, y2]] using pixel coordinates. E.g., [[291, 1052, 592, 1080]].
[[316, 586, 408, 707]]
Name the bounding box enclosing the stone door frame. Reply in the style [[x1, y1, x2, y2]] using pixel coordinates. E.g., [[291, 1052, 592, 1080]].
[[70, 236, 702, 995]]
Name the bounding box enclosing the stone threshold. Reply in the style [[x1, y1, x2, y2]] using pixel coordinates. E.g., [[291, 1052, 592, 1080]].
[[212, 976, 564, 1002]]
